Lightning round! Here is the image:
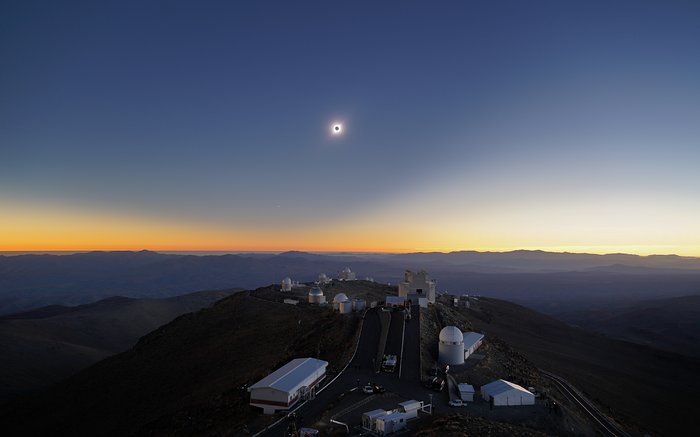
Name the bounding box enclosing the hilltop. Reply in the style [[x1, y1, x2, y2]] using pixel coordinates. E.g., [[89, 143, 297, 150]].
[[0, 284, 362, 436], [2, 280, 698, 436]]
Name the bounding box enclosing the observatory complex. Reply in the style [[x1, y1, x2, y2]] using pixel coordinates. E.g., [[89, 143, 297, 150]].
[[338, 267, 356, 281], [398, 270, 436, 303]]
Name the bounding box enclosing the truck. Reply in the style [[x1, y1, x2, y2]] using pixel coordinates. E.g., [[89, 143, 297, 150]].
[[381, 354, 397, 372]]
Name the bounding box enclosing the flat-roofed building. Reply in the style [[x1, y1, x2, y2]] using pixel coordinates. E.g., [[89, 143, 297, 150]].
[[397, 400, 422, 419], [362, 409, 387, 431], [375, 411, 408, 435], [463, 331, 484, 359], [248, 357, 328, 414]]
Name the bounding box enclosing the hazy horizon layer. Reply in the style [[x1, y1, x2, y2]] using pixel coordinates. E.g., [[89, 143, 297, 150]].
[[2, 248, 699, 258]]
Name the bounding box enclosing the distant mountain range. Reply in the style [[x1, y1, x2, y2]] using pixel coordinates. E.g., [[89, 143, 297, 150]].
[[0, 289, 237, 401], [1, 249, 699, 315]]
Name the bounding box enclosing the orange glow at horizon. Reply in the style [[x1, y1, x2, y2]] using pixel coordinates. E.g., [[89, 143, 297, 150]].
[[2, 199, 699, 257]]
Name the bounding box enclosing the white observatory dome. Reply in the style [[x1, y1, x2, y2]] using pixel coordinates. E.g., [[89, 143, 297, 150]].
[[309, 287, 324, 296], [282, 277, 292, 284], [439, 326, 464, 344], [439, 326, 465, 365], [333, 293, 349, 303]]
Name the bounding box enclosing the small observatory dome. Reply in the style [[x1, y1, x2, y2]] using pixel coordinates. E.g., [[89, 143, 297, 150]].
[[439, 326, 465, 365], [308, 287, 325, 304], [333, 293, 349, 303], [332, 292, 349, 310], [439, 326, 464, 344]]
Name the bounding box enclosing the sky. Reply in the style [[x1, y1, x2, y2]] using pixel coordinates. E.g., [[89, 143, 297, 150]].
[[1, 0, 699, 255]]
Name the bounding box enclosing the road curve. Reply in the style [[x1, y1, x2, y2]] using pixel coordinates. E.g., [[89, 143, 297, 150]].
[[539, 369, 631, 437]]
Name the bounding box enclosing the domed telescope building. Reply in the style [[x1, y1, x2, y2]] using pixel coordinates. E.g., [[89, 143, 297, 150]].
[[439, 326, 465, 365], [308, 287, 326, 304]]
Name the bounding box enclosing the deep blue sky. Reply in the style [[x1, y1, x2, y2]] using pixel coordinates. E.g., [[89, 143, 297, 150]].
[[1, 1, 699, 253]]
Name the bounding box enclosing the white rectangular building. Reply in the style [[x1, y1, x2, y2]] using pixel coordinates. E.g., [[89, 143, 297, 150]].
[[463, 332, 484, 359], [481, 379, 535, 406], [248, 357, 328, 414], [397, 400, 422, 419], [458, 383, 475, 402], [375, 411, 408, 435], [362, 409, 387, 431]]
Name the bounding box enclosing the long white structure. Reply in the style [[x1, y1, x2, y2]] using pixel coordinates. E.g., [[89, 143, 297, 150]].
[[398, 270, 436, 303], [480, 379, 535, 406], [363, 400, 421, 434], [248, 358, 328, 414], [463, 332, 484, 359], [439, 326, 465, 365]]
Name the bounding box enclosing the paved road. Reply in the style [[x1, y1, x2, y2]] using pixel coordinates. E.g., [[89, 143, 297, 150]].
[[400, 305, 421, 382], [257, 309, 385, 436], [540, 369, 631, 437], [383, 309, 405, 374]]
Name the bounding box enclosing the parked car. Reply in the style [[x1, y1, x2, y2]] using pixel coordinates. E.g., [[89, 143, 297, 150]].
[[362, 385, 374, 394], [448, 399, 466, 407], [373, 384, 386, 394]]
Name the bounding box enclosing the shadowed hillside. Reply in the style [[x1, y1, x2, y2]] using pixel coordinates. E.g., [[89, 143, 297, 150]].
[[0, 289, 238, 401], [557, 295, 700, 357], [1, 288, 360, 436], [459, 296, 700, 436]]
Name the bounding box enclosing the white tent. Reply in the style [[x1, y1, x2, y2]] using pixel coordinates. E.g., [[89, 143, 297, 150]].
[[480, 379, 535, 406]]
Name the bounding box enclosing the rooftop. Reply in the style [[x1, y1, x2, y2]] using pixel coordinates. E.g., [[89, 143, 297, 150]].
[[249, 357, 328, 394], [463, 331, 484, 349], [481, 379, 532, 396]]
